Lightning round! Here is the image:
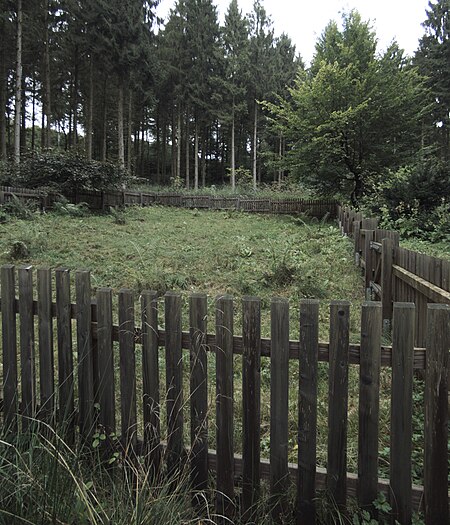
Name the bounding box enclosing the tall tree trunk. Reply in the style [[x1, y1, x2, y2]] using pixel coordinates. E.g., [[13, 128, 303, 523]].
[[231, 102, 235, 191], [14, 0, 23, 166], [201, 134, 206, 187], [101, 76, 107, 161], [252, 102, 257, 191], [43, 0, 51, 149], [72, 59, 79, 148], [176, 105, 181, 181], [161, 114, 167, 183], [0, 13, 7, 159], [171, 108, 176, 179], [20, 73, 26, 153], [185, 107, 190, 189], [156, 107, 160, 183], [278, 131, 282, 184], [31, 73, 36, 152], [194, 118, 199, 190], [86, 57, 93, 160], [117, 76, 125, 169], [127, 89, 132, 173]]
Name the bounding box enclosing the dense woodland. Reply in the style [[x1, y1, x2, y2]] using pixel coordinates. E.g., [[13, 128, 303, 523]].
[[0, 1, 449, 218]]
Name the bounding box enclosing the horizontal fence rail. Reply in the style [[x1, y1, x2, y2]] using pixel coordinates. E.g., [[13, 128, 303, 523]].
[[0, 265, 449, 523], [0, 185, 338, 218]]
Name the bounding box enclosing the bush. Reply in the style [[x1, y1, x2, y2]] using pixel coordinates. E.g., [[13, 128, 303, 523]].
[[361, 160, 450, 241], [0, 153, 131, 193]]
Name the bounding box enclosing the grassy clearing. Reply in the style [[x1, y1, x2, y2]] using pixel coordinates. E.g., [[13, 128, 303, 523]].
[[0, 206, 427, 520]]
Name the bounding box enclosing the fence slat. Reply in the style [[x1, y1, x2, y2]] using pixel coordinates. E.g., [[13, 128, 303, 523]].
[[381, 238, 393, 331], [424, 304, 449, 525], [327, 301, 350, 508], [2, 264, 18, 431], [19, 266, 36, 431], [215, 295, 234, 520], [270, 297, 290, 522], [141, 290, 161, 472], [76, 270, 95, 441], [119, 289, 137, 453], [165, 292, 184, 476], [390, 302, 415, 525], [37, 268, 54, 422], [297, 299, 319, 525], [358, 302, 382, 509], [97, 288, 115, 436], [242, 296, 261, 521], [189, 293, 208, 501], [55, 268, 74, 436]]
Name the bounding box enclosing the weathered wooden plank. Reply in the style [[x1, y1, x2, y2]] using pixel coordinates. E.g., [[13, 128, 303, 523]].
[[165, 292, 184, 476], [363, 230, 375, 296], [76, 270, 95, 441], [141, 290, 161, 472], [424, 304, 450, 525], [242, 296, 261, 521], [119, 289, 137, 453], [392, 265, 450, 304], [189, 293, 208, 503], [297, 299, 319, 525], [215, 295, 235, 520], [96, 288, 115, 436], [358, 302, 382, 509], [1, 265, 18, 431], [327, 301, 350, 508], [19, 266, 36, 431], [381, 238, 393, 330], [390, 303, 415, 525], [37, 268, 54, 422], [270, 297, 290, 522], [55, 268, 74, 436]]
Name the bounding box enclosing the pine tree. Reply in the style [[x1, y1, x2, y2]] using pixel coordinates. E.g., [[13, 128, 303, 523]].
[[416, 0, 450, 159]]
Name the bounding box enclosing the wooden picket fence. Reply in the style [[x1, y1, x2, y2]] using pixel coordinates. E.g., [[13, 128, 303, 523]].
[[0, 265, 449, 523], [338, 206, 450, 346], [0, 185, 338, 218]]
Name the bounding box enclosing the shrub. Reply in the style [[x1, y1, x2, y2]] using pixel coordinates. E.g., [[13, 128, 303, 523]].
[[1, 153, 131, 193]]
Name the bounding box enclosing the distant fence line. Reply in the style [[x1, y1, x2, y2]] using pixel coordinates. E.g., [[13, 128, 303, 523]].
[[0, 185, 338, 218], [0, 265, 449, 523]]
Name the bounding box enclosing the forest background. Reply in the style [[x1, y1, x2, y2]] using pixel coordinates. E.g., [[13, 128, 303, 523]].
[[0, 0, 449, 241]]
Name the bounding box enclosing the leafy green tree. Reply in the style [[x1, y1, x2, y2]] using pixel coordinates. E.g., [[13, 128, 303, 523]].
[[263, 11, 425, 204]]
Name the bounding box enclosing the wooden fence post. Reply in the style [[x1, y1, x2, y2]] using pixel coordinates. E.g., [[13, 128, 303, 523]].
[[37, 268, 54, 423], [327, 301, 350, 509], [165, 292, 183, 476], [358, 302, 382, 510], [119, 289, 137, 454], [55, 268, 74, 438], [242, 296, 261, 521], [363, 230, 374, 299], [424, 304, 450, 525], [353, 221, 361, 266], [381, 237, 393, 333], [390, 302, 415, 525], [19, 266, 36, 431], [297, 299, 319, 525], [76, 270, 95, 442], [141, 290, 161, 472], [1, 264, 18, 432], [270, 297, 290, 522], [189, 293, 208, 503], [96, 288, 116, 439], [215, 294, 234, 521]]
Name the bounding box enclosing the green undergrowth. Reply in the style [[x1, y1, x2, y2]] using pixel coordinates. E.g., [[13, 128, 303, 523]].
[[0, 205, 363, 339]]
